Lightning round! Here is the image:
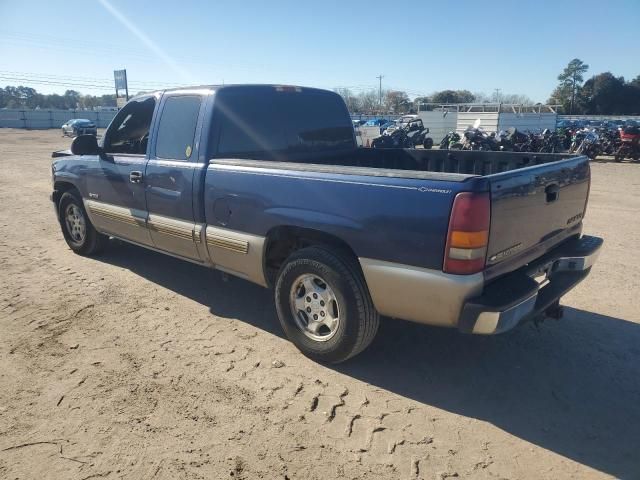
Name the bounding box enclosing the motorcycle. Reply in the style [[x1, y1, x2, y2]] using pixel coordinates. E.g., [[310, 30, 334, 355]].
[[538, 129, 562, 153], [556, 126, 573, 151], [461, 127, 496, 151], [500, 127, 530, 151], [439, 131, 462, 150], [571, 128, 600, 160], [614, 125, 640, 162], [597, 128, 620, 156]]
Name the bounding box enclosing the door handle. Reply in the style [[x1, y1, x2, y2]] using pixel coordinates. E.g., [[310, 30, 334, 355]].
[[129, 171, 143, 184]]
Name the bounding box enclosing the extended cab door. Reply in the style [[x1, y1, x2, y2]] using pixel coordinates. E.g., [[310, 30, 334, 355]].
[[144, 91, 207, 261], [84, 95, 158, 246]]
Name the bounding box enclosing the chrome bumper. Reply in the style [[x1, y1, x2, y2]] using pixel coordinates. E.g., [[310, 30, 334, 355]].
[[459, 235, 603, 335]]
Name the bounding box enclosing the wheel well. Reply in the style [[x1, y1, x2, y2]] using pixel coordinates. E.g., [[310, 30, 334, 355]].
[[264, 226, 359, 286], [52, 181, 78, 207]]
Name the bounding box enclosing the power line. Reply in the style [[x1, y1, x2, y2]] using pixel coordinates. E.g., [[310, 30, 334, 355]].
[[0, 70, 184, 88], [0, 71, 187, 94]]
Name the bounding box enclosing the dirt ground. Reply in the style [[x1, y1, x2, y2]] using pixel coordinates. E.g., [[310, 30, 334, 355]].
[[0, 129, 638, 480]]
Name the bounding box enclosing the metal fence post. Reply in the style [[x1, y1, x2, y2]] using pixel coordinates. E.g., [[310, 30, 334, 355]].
[[21, 110, 27, 129], [49, 110, 53, 129]]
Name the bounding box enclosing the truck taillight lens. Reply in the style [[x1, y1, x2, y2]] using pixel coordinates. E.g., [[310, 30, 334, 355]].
[[443, 192, 490, 275]]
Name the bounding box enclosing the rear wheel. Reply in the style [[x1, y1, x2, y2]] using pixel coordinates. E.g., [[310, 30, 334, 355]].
[[423, 137, 434, 149], [58, 190, 108, 256], [274, 246, 379, 363]]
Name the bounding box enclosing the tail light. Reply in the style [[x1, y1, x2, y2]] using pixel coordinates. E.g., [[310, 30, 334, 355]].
[[443, 192, 490, 275]]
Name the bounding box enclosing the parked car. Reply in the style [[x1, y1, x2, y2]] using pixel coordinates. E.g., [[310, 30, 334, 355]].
[[61, 119, 97, 137], [51, 84, 603, 363]]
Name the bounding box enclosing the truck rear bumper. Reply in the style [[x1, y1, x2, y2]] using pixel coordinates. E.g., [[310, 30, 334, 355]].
[[458, 235, 603, 335]]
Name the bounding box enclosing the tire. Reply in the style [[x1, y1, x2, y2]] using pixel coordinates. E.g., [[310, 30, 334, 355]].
[[423, 137, 434, 149], [274, 246, 379, 363], [371, 138, 382, 149], [58, 190, 108, 256]]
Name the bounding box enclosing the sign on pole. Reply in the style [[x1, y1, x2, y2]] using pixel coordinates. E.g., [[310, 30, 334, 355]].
[[114, 69, 129, 105], [114, 70, 127, 90]]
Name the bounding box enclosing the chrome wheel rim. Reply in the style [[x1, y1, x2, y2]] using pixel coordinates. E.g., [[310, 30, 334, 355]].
[[65, 203, 86, 244], [289, 274, 340, 342]]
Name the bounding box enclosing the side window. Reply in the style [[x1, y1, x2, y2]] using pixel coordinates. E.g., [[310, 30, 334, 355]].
[[215, 91, 286, 157], [104, 97, 156, 155], [155, 95, 202, 160]]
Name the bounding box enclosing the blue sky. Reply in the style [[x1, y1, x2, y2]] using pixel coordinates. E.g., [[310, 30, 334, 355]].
[[1, 0, 638, 102]]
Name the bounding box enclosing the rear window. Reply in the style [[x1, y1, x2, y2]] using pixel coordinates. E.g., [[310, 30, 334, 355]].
[[279, 92, 354, 152], [215, 91, 287, 156], [214, 88, 353, 158]]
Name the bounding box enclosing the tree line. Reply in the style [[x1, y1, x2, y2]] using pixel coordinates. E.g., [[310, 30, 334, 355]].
[[548, 59, 640, 115], [337, 87, 535, 115], [340, 59, 639, 115], [2, 59, 639, 115], [0, 86, 116, 110]]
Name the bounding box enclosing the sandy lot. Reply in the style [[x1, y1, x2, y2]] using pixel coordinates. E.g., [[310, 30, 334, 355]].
[[0, 129, 638, 480]]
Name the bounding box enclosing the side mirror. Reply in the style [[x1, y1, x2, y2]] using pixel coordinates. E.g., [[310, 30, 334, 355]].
[[71, 134, 101, 156]]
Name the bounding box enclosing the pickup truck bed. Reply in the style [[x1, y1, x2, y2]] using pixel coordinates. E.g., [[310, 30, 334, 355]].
[[50, 84, 602, 362], [208, 148, 590, 277]]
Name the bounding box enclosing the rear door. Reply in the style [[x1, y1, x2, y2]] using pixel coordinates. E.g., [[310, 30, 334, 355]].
[[485, 155, 590, 275], [144, 91, 206, 261]]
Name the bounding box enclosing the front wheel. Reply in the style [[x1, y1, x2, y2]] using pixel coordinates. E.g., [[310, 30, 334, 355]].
[[274, 247, 379, 363], [58, 190, 108, 255]]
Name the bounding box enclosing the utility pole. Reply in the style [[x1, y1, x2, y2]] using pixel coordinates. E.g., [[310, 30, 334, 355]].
[[376, 75, 384, 110], [124, 69, 129, 101], [493, 88, 501, 103]]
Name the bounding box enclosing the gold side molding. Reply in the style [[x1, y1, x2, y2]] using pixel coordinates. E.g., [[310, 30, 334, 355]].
[[205, 226, 267, 287], [87, 201, 144, 226], [148, 219, 194, 241], [206, 234, 249, 254]]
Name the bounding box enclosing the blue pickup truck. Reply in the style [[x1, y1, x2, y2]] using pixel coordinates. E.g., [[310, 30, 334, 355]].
[[51, 85, 603, 362]]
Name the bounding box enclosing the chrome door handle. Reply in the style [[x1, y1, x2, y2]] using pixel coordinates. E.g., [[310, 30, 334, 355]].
[[129, 171, 143, 183]]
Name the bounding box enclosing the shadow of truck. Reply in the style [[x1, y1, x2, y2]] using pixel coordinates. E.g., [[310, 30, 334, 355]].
[[95, 241, 640, 479]]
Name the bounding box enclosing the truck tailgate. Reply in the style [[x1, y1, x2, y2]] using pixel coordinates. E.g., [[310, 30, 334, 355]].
[[485, 155, 590, 276]]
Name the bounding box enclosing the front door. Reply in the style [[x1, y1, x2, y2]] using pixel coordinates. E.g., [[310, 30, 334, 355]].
[[144, 93, 205, 261], [84, 95, 158, 246]]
